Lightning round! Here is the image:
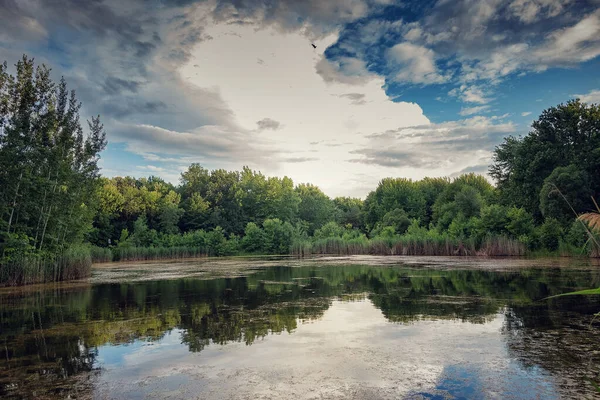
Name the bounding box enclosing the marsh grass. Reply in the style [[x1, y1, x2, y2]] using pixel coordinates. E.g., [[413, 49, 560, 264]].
[[90, 246, 113, 263], [111, 246, 208, 262], [292, 235, 524, 257], [0, 244, 92, 287]]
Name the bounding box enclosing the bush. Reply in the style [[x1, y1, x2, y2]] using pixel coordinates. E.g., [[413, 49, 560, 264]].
[[314, 221, 344, 240], [380, 208, 411, 235], [241, 222, 267, 253], [506, 207, 534, 238], [539, 218, 563, 251], [567, 219, 589, 248], [262, 219, 295, 254], [479, 205, 508, 235]]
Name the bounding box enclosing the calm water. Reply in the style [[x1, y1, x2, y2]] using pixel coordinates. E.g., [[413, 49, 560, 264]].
[[1, 259, 600, 399]]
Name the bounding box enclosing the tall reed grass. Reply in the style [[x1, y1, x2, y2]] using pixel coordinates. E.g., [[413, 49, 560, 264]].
[[291, 235, 525, 257], [0, 244, 92, 287], [108, 246, 208, 262]]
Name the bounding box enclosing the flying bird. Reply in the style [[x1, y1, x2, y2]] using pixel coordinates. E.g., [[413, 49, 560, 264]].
[[311, 43, 317, 49]]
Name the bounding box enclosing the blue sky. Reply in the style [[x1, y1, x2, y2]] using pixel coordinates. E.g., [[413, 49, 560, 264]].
[[1, 0, 600, 197]]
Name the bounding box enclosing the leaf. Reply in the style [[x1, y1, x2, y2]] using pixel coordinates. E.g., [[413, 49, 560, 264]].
[[585, 378, 600, 393], [544, 287, 600, 300]]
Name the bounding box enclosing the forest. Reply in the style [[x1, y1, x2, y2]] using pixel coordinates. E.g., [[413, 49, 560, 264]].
[[1, 56, 600, 286]]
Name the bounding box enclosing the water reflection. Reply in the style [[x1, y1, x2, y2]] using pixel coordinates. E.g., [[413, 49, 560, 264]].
[[1, 263, 599, 398]]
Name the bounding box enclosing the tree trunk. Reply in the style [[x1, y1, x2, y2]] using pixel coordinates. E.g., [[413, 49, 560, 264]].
[[6, 171, 23, 234]]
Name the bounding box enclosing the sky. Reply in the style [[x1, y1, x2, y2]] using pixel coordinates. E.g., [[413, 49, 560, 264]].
[[1, 0, 600, 198]]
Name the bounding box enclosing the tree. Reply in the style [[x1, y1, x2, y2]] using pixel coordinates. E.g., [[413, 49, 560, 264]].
[[295, 184, 334, 235], [241, 222, 266, 253], [478, 205, 508, 236], [363, 178, 426, 231], [539, 218, 563, 251], [491, 100, 600, 218], [432, 174, 494, 230], [379, 208, 411, 235], [262, 219, 295, 254], [539, 164, 593, 227], [333, 197, 363, 229], [0, 55, 106, 256], [263, 176, 300, 223], [205, 169, 243, 234], [505, 207, 534, 238], [314, 221, 343, 240], [416, 177, 449, 226]]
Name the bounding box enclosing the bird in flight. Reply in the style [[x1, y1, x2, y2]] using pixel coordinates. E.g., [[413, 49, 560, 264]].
[[311, 44, 317, 49]]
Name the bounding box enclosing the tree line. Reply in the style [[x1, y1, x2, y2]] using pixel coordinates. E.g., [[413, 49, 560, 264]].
[[1, 56, 599, 284]]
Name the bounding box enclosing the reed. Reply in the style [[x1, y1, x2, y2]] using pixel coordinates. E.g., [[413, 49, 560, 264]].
[[291, 235, 525, 257], [111, 246, 208, 262], [90, 245, 113, 263], [0, 244, 92, 287]]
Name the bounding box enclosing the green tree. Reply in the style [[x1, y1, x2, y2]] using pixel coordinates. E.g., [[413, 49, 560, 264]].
[[363, 178, 426, 230], [505, 207, 534, 238], [491, 100, 600, 218], [262, 219, 295, 254], [314, 221, 344, 240], [333, 197, 363, 229], [295, 184, 334, 235], [478, 204, 508, 236], [538, 218, 563, 251], [539, 164, 593, 227], [241, 222, 266, 253], [379, 208, 411, 235], [0, 56, 106, 256]]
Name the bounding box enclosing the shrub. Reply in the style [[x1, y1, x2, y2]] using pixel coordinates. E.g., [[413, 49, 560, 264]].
[[539, 218, 563, 251], [506, 207, 534, 238], [241, 222, 267, 253]]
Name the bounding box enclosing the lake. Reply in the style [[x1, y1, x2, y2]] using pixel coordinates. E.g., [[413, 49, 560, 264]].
[[1, 256, 599, 399]]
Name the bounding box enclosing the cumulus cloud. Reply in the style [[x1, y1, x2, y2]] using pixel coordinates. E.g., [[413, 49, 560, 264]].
[[572, 89, 600, 104], [321, 0, 600, 105], [4, 0, 599, 196], [316, 56, 376, 85], [180, 23, 429, 196]]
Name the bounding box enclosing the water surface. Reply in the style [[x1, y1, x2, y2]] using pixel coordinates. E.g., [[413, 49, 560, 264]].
[[1, 257, 599, 399]]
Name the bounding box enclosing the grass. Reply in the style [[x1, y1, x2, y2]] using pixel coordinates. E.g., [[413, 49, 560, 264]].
[[90, 245, 113, 263], [291, 235, 525, 257], [103, 246, 208, 262], [0, 244, 92, 287]]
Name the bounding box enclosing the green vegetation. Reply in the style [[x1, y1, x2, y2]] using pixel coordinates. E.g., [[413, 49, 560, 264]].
[[2, 55, 600, 286], [0, 56, 106, 285]]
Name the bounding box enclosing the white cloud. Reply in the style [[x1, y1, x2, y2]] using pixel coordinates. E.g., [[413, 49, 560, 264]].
[[532, 10, 600, 66], [316, 55, 376, 85], [449, 84, 492, 104], [387, 42, 448, 84], [459, 105, 490, 116], [508, 0, 572, 23], [179, 24, 429, 197], [572, 89, 600, 104], [521, 111, 532, 116], [348, 116, 516, 178]]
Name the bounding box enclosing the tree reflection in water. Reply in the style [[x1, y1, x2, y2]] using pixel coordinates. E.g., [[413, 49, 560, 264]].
[[1, 264, 599, 398]]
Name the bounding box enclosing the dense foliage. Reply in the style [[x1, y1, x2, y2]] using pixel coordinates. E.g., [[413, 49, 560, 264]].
[[1, 56, 599, 286], [0, 56, 106, 284]]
